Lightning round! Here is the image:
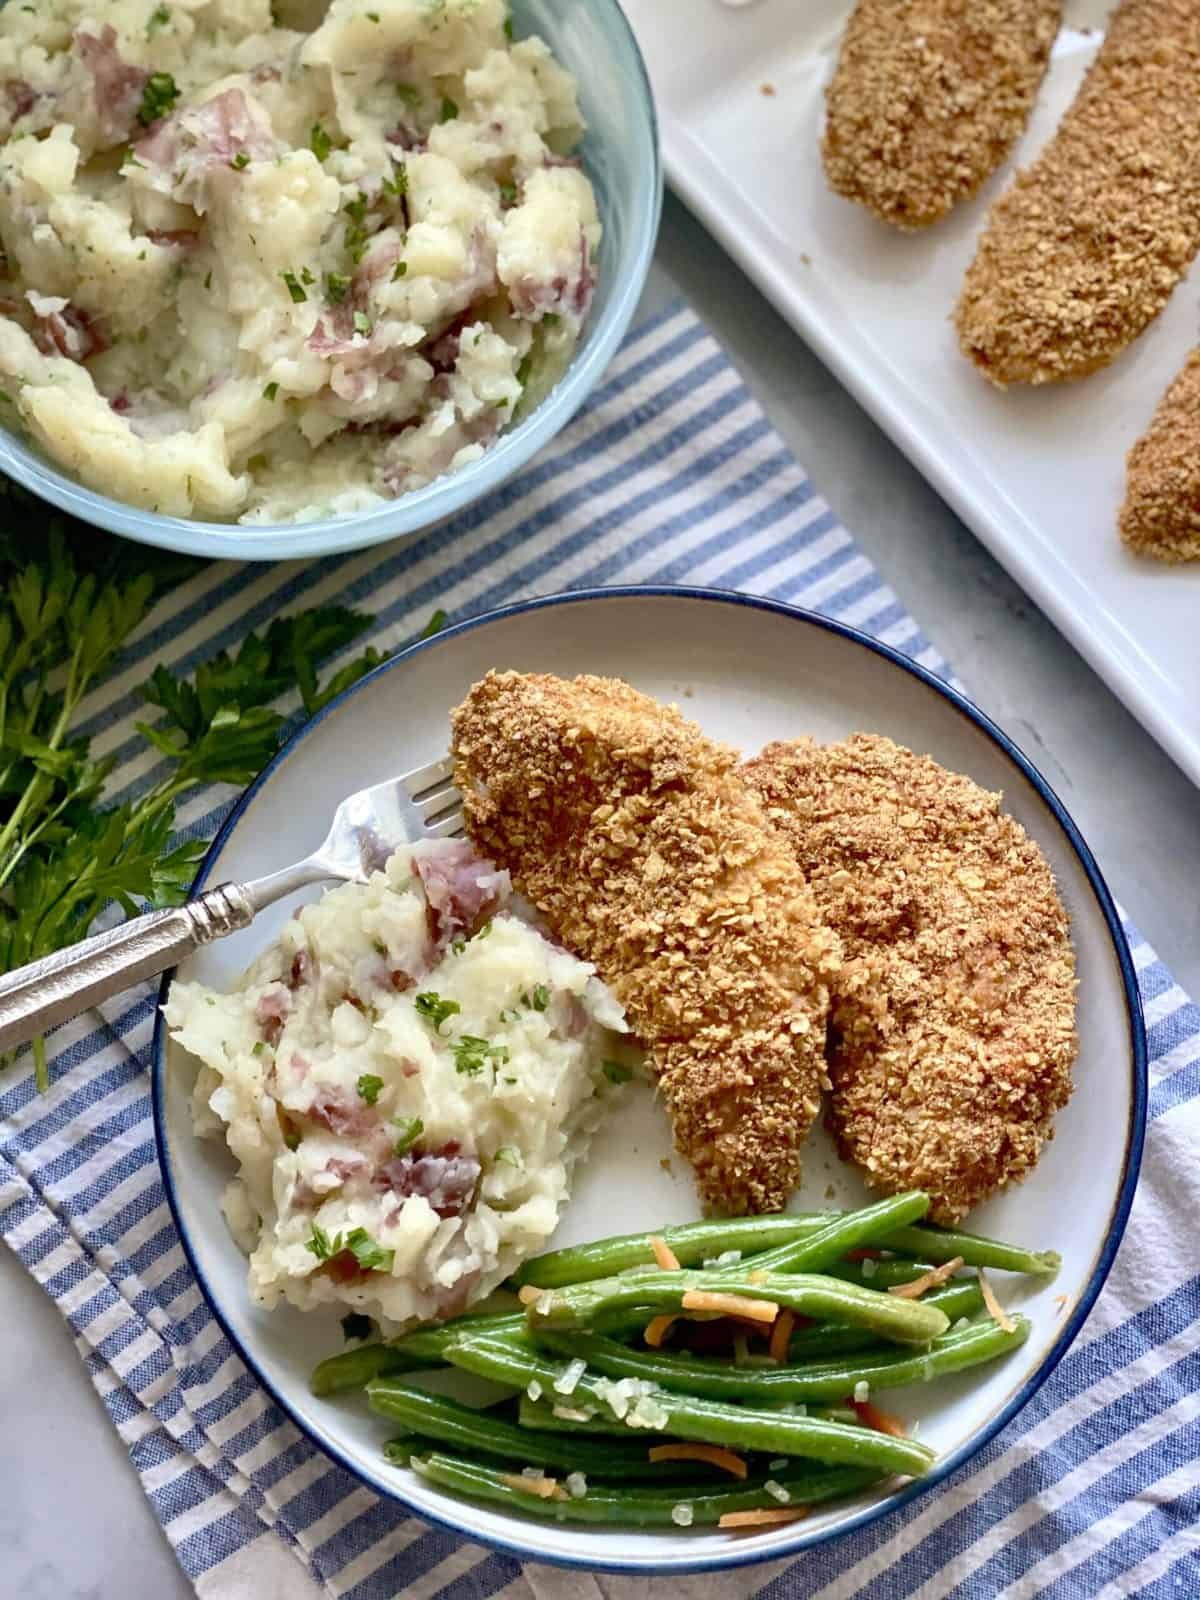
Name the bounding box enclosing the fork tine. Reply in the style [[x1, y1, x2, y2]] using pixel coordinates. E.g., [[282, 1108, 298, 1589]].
[[425, 806, 465, 838], [416, 790, 462, 825], [402, 754, 455, 799]]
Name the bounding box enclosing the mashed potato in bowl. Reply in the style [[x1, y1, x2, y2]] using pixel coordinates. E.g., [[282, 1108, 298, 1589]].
[[164, 839, 630, 1331], [0, 0, 600, 524]]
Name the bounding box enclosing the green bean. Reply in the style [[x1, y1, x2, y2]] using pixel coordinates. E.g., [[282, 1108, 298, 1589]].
[[785, 1279, 985, 1360], [512, 1216, 828, 1289], [446, 1334, 936, 1475], [411, 1451, 884, 1525], [715, 1193, 930, 1279], [384, 1437, 417, 1467], [310, 1312, 526, 1396], [530, 1316, 1028, 1404], [882, 1223, 1060, 1277], [526, 1270, 951, 1345], [366, 1381, 710, 1480], [517, 1393, 857, 1436]]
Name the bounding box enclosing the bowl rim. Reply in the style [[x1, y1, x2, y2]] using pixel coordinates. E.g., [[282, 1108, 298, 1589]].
[[0, 0, 662, 563], [150, 583, 1148, 1575]]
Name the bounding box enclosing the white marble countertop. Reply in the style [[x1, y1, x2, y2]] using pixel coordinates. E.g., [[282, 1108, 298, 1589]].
[[4, 194, 1199, 1600]]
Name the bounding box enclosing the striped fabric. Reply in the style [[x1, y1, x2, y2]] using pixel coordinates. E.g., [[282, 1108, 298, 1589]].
[[1, 300, 1197, 1600]]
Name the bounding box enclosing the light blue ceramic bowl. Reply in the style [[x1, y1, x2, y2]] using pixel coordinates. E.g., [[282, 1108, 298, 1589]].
[[0, 0, 660, 562]]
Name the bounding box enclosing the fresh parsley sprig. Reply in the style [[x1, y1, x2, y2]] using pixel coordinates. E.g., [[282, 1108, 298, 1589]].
[[0, 491, 423, 1090]]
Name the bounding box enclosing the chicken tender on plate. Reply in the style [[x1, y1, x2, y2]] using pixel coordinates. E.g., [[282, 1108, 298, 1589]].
[[450, 671, 843, 1215], [744, 734, 1077, 1224], [1120, 347, 1200, 563], [822, 0, 1062, 229], [956, 0, 1200, 386]]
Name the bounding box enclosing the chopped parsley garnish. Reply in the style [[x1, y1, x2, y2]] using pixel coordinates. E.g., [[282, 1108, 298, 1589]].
[[383, 165, 408, 197], [326, 271, 352, 304], [392, 1115, 423, 1156], [438, 95, 459, 123], [252, 1041, 268, 1057], [263, 382, 279, 402], [453, 1035, 510, 1076], [498, 180, 517, 207], [523, 984, 550, 1012], [543, 312, 560, 327], [306, 1222, 334, 1260], [306, 1224, 394, 1273], [204, 269, 213, 290], [138, 72, 180, 127], [310, 122, 333, 161], [504, 17, 514, 40], [341, 1312, 374, 1342], [494, 1146, 521, 1167], [415, 991, 460, 1031], [230, 151, 250, 170], [281, 271, 307, 303], [120, 147, 145, 170], [345, 193, 368, 224], [396, 84, 422, 107], [391, 260, 408, 281], [353, 310, 371, 336], [367, 9, 381, 18], [147, 5, 172, 34], [357, 1072, 384, 1105], [301, 266, 315, 285], [516, 353, 533, 386], [602, 1058, 634, 1085]]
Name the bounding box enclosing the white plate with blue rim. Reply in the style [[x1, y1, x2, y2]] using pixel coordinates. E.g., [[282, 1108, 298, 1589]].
[[152, 586, 1146, 1574]]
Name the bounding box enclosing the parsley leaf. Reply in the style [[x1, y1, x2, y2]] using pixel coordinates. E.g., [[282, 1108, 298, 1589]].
[[525, 984, 551, 1012], [326, 272, 352, 304], [147, 5, 172, 35], [306, 1223, 334, 1261], [391, 260, 408, 281], [357, 1073, 384, 1105], [138, 72, 180, 127], [415, 991, 460, 1031], [281, 270, 307, 303], [230, 151, 250, 170], [310, 122, 333, 162], [516, 353, 533, 386], [263, 381, 279, 402], [392, 1115, 423, 1155], [353, 310, 371, 336], [438, 95, 458, 123], [602, 1059, 634, 1085], [453, 1035, 509, 1076], [343, 1228, 394, 1273]]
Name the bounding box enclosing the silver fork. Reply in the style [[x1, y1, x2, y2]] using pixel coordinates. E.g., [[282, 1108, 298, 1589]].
[[0, 757, 464, 1056]]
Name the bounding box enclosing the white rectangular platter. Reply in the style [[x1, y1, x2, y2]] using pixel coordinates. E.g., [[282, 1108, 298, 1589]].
[[622, 0, 1200, 787]]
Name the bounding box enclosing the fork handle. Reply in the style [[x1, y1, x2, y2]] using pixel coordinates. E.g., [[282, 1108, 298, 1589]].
[[0, 883, 255, 1055]]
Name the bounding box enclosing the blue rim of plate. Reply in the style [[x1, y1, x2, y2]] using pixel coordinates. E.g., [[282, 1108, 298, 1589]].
[[151, 583, 1148, 1576]]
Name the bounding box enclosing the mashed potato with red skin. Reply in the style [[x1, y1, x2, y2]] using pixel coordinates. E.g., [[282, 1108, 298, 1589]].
[[164, 839, 630, 1332], [0, 0, 600, 523]]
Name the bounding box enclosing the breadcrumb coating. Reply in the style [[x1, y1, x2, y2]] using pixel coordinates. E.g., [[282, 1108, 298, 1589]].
[[956, 0, 1200, 386], [822, 0, 1061, 229], [744, 735, 1077, 1224], [450, 672, 843, 1215], [1120, 347, 1200, 562]]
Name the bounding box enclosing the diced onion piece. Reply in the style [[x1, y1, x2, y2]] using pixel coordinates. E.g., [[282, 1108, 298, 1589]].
[[769, 1309, 796, 1364], [648, 1443, 748, 1480], [719, 1506, 810, 1530], [888, 1256, 965, 1299], [650, 1235, 681, 1271], [979, 1268, 1017, 1332], [681, 1290, 779, 1323]]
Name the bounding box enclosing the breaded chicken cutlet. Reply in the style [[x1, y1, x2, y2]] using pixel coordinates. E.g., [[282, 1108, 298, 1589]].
[[450, 671, 843, 1215], [1120, 348, 1200, 562], [743, 735, 1077, 1224], [956, 0, 1200, 386], [822, 0, 1062, 229]]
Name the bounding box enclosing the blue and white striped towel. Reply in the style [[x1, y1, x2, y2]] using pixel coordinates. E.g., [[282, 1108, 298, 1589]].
[[1, 300, 1197, 1600]]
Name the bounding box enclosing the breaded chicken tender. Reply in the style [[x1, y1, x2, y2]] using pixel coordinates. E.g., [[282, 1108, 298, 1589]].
[[822, 0, 1062, 229], [743, 735, 1077, 1224], [1120, 347, 1200, 562], [956, 0, 1200, 386], [450, 671, 843, 1215]]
